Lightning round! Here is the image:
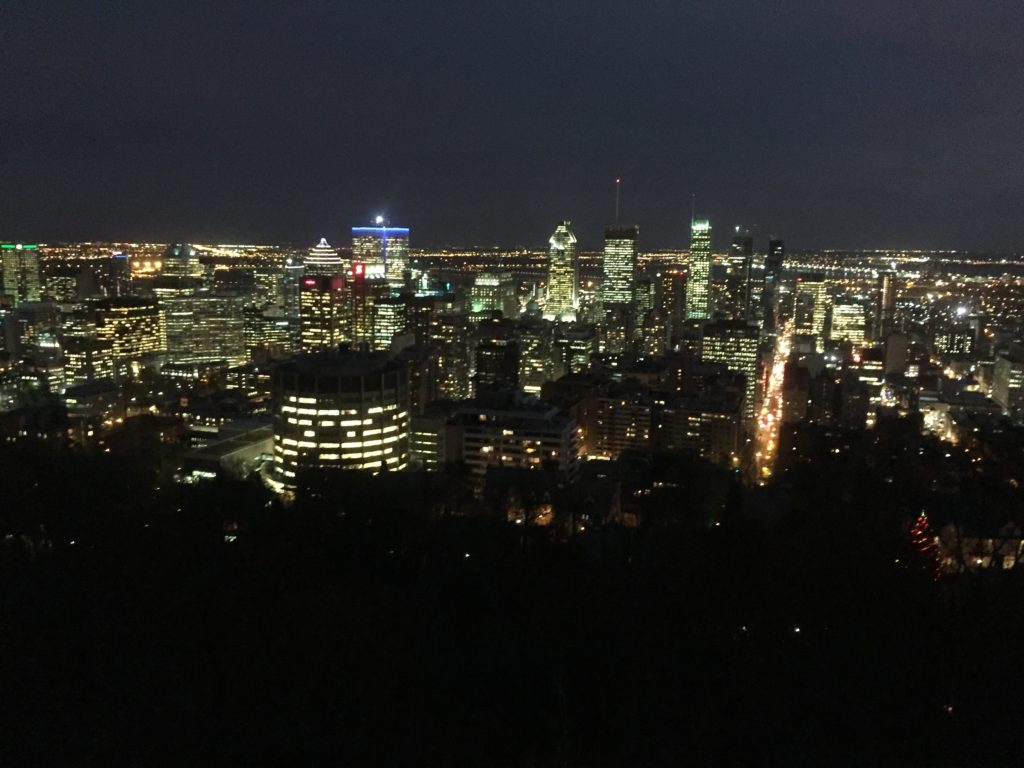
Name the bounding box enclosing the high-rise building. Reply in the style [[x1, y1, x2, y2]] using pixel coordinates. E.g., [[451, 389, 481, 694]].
[[763, 239, 784, 331], [1, 243, 42, 306], [473, 319, 520, 392], [305, 237, 344, 278], [992, 347, 1024, 421], [352, 223, 409, 286], [160, 289, 247, 366], [700, 319, 762, 424], [272, 350, 411, 491], [795, 280, 830, 350], [372, 296, 409, 351], [544, 221, 578, 321], [876, 271, 897, 340], [657, 267, 686, 345], [601, 226, 638, 306], [830, 302, 867, 346], [299, 275, 346, 351], [934, 323, 975, 358], [93, 298, 166, 378], [517, 318, 555, 396], [686, 220, 712, 320], [722, 230, 753, 321], [161, 243, 202, 278], [62, 337, 115, 387], [469, 271, 518, 318]]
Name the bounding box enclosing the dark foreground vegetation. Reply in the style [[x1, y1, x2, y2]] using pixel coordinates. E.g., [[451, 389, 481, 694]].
[[3, 426, 1023, 767]]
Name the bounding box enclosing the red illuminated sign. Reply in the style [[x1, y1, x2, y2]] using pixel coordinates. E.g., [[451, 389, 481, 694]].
[[303, 278, 317, 286], [352, 262, 365, 278]]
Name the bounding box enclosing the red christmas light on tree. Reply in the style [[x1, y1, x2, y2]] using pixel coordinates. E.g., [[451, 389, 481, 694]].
[[909, 510, 941, 580]]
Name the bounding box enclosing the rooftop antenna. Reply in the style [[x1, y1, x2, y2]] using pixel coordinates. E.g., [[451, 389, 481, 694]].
[[614, 178, 621, 225], [690, 193, 696, 226]]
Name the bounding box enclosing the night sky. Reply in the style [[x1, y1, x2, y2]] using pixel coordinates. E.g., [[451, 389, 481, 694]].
[[3, 1, 1022, 251]]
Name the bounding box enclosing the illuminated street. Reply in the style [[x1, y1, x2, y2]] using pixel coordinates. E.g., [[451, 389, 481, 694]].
[[753, 321, 793, 484]]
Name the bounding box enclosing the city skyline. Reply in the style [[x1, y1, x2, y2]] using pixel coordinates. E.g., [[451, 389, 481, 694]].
[[3, 3, 1023, 250]]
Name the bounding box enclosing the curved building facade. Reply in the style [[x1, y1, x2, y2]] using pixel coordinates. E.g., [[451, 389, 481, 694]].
[[272, 350, 410, 489]]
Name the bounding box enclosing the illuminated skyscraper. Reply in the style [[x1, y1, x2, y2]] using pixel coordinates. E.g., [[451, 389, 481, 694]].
[[305, 237, 344, 277], [299, 275, 346, 351], [876, 271, 897, 340], [272, 350, 411, 491], [724, 230, 753, 321], [161, 243, 202, 278], [795, 280, 830, 350], [352, 222, 410, 286], [469, 271, 518, 317], [601, 226, 638, 306], [93, 298, 166, 378], [830, 302, 867, 346], [763, 239, 784, 331], [686, 220, 712, 320], [700, 319, 762, 424], [544, 220, 578, 321], [1, 243, 42, 306]]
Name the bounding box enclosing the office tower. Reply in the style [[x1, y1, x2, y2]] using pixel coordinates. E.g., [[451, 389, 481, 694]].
[[161, 243, 202, 278], [2, 243, 42, 306], [243, 305, 295, 361], [934, 324, 975, 357], [342, 269, 391, 348], [469, 271, 518, 318], [598, 304, 632, 356], [721, 229, 754, 320], [473, 319, 520, 392], [372, 296, 409, 351], [876, 271, 897, 340], [700, 319, 762, 424], [305, 237, 344, 277], [158, 284, 246, 367], [282, 255, 306, 320], [795, 280, 830, 350], [62, 337, 115, 387], [883, 332, 908, 376], [554, 323, 597, 374], [517, 318, 555, 396], [299, 275, 346, 351], [272, 349, 411, 490], [634, 275, 654, 316], [544, 220, 579, 321], [352, 223, 410, 286], [93, 298, 167, 378], [601, 226, 638, 306], [657, 267, 686, 345], [686, 219, 712, 320], [639, 310, 667, 358], [430, 306, 472, 400], [763, 239, 784, 330], [830, 302, 867, 346], [43, 266, 81, 302], [992, 346, 1024, 420]]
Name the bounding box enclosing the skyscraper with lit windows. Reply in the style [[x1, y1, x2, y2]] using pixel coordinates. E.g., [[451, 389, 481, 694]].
[[1, 243, 42, 306], [686, 220, 712, 320], [601, 226, 638, 306], [700, 319, 762, 424], [272, 350, 410, 491], [352, 222, 409, 286], [305, 237, 344, 277], [544, 221, 578, 321]]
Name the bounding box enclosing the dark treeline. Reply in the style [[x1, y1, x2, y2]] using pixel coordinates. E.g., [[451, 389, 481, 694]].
[[3, 427, 1023, 767]]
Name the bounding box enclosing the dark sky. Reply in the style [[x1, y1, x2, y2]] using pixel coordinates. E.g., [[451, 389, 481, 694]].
[[2, 0, 1022, 251]]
